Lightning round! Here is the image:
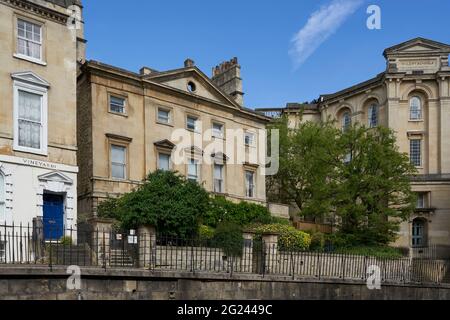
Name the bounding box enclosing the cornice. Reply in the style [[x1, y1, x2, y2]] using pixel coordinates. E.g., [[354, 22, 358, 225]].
[[1, 0, 70, 24], [82, 62, 270, 124]]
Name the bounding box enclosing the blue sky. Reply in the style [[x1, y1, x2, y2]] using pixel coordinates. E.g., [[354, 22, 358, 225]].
[[84, 0, 450, 109]]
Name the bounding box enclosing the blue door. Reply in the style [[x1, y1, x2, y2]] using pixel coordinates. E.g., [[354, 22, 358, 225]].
[[43, 194, 64, 241]]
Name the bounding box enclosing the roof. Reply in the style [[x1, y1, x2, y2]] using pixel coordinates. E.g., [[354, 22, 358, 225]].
[[383, 37, 450, 58], [43, 0, 81, 8], [320, 72, 385, 103], [80, 60, 271, 123]]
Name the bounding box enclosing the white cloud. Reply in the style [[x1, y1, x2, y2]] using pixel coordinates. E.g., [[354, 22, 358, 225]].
[[289, 0, 363, 69]]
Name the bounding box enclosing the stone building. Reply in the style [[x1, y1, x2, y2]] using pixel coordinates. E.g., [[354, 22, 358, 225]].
[[77, 57, 277, 218], [0, 0, 85, 241], [258, 38, 450, 257]]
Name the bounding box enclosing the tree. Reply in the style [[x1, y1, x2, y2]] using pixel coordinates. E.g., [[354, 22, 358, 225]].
[[333, 125, 417, 245], [98, 170, 210, 237], [267, 116, 416, 246], [267, 116, 342, 221]]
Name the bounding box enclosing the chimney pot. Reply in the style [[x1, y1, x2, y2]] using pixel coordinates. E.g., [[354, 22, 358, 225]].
[[184, 59, 195, 68], [140, 67, 153, 76]]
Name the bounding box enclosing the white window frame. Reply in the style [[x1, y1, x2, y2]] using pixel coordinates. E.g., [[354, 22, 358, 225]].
[[410, 96, 422, 121], [15, 18, 43, 64], [13, 80, 48, 156], [110, 144, 127, 180], [157, 108, 171, 125], [186, 115, 199, 132], [187, 158, 200, 182], [109, 95, 126, 114], [158, 152, 172, 171], [244, 131, 255, 147], [212, 122, 224, 139], [245, 170, 256, 198], [213, 163, 225, 193]]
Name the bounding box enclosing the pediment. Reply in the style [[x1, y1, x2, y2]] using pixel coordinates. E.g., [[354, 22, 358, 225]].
[[11, 71, 50, 88], [154, 139, 176, 150], [38, 171, 73, 184], [211, 152, 229, 164], [384, 38, 450, 57], [184, 146, 204, 157], [145, 68, 240, 108]]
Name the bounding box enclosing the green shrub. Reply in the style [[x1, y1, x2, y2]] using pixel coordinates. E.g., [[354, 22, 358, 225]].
[[213, 222, 243, 257], [249, 224, 311, 251], [97, 197, 120, 220], [60, 236, 73, 246], [98, 171, 210, 238], [335, 246, 405, 259], [309, 232, 326, 251], [204, 196, 272, 228], [198, 225, 215, 241]]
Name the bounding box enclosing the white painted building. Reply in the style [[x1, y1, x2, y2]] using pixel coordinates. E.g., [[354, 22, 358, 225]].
[[0, 0, 85, 252]]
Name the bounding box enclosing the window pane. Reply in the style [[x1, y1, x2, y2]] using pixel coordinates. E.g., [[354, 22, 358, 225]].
[[110, 96, 125, 113], [342, 112, 351, 131], [214, 164, 223, 179], [213, 123, 223, 137], [111, 164, 125, 179], [245, 132, 254, 145], [188, 159, 198, 181], [18, 90, 42, 149], [158, 109, 170, 123], [368, 104, 378, 128], [246, 171, 255, 197], [214, 164, 224, 193], [410, 140, 421, 167], [111, 145, 125, 163], [111, 145, 126, 179], [19, 91, 41, 122], [159, 154, 170, 171], [410, 97, 422, 120], [187, 116, 197, 131]]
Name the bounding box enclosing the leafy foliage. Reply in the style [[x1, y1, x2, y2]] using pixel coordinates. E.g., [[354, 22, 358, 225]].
[[334, 125, 417, 246], [267, 117, 342, 221], [213, 222, 244, 257], [268, 118, 417, 247], [204, 196, 273, 228], [248, 223, 311, 251], [198, 225, 215, 241], [98, 170, 210, 238]]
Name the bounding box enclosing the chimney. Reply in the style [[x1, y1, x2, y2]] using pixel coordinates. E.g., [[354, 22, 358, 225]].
[[211, 57, 244, 107], [74, 0, 86, 71], [184, 58, 195, 68], [139, 66, 153, 76]]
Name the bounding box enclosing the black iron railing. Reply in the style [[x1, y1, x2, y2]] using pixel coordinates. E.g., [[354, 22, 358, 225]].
[[0, 223, 450, 285]]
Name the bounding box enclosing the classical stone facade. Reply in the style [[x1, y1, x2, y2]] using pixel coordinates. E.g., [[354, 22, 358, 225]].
[[0, 0, 85, 239], [258, 38, 450, 258], [77, 58, 272, 218]]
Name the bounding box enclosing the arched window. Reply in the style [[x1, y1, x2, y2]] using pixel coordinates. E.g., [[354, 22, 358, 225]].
[[410, 96, 422, 120], [412, 218, 427, 248], [0, 172, 5, 221], [341, 111, 351, 132], [368, 103, 379, 128]]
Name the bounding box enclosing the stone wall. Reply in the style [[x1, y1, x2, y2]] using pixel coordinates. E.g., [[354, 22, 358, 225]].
[[1, 266, 450, 300]]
